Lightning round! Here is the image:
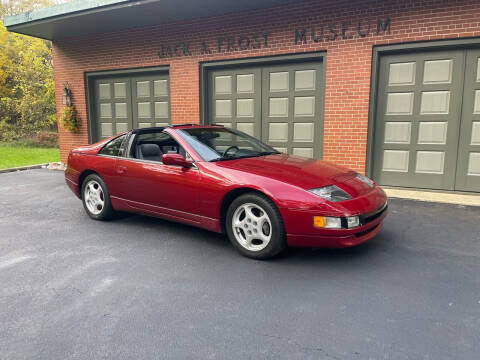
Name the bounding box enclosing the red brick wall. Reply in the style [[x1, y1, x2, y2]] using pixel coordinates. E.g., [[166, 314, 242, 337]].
[[52, 0, 480, 172]]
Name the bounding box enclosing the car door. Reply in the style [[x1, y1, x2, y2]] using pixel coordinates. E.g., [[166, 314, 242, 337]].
[[113, 131, 201, 219], [95, 133, 130, 193]]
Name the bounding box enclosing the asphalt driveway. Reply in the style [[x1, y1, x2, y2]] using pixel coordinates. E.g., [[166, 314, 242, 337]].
[[0, 169, 479, 360]]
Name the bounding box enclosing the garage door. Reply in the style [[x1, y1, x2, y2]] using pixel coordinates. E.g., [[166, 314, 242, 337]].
[[92, 73, 170, 141], [372, 49, 480, 192], [208, 61, 324, 158], [455, 49, 480, 192]]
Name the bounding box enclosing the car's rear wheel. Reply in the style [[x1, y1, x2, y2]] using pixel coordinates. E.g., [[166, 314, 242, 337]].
[[226, 193, 286, 260], [81, 174, 116, 220]]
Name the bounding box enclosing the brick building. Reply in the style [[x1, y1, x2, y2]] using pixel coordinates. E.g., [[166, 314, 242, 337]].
[[4, 0, 480, 192]]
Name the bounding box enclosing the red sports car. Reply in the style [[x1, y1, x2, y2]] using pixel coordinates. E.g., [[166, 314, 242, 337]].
[[65, 124, 387, 259]]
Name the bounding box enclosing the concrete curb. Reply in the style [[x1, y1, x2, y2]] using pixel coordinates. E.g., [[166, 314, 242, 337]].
[[384, 188, 480, 207], [0, 164, 49, 174]]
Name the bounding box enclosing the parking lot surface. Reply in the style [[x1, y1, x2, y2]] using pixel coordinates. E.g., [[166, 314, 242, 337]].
[[0, 169, 479, 360]]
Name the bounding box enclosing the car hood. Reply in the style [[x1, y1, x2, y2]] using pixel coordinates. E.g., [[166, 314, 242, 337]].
[[214, 154, 374, 198]]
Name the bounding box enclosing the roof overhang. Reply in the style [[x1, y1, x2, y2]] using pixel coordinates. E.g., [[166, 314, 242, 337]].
[[3, 0, 302, 40]]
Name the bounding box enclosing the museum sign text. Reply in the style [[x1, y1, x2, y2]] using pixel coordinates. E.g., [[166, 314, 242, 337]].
[[157, 17, 391, 59]]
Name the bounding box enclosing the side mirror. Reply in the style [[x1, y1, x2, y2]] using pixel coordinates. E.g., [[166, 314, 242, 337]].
[[162, 153, 193, 168]]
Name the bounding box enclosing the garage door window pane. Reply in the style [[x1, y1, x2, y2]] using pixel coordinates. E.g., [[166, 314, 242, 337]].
[[100, 103, 112, 118], [269, 98, 289, 117], [101, 123, 113, 137], [477, 58, 480, 82], [388, 62, 415, 86], [423, 60, 453, 84], [137, 81, 150, 98], [294, 97, 315, 117], [216, 100, 232, 118], [114, 83, 127, 98], [420, 91, 450, 114], [269, 123, 288, 141], [293, 123, 314, 142], [237, 74, 254, 93], [468, 153, 480, 176], [474, 90, 480, 114], [471, 122, 480, 145], [293, 148, 313, 158], [99, 84, 111, 99], [418, 122, 448, 144], [237, 99, 254, 117], [154, 80, 168, 97], [383, 150, 409, 172], [386, 93, 414, 115], [138, 103, 151, 118], [155, 102, 168, 118], [215, 76, 232, 95], [415, 151, 445, 174], [270, 72, 289, 92], [116, 123, 128, 133], [295, 70, 316, 91], [115, 103, 127, 118], [237, 123, 254, 136], [384, 122, 411, 144]]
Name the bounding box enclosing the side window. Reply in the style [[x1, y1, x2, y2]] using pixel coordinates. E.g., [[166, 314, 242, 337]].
[[99, 134, 127, 157], [132, 131, 188, 161]]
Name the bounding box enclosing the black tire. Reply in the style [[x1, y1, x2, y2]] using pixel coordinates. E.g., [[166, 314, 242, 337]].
[[226, 192, 287, 260], [81, 174, 116, 220]]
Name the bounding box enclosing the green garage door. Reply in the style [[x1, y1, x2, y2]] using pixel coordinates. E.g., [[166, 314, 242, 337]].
[[455, 49, 480, 192], [92, 73, 170, 141], [373, 49, 480, 192], [208, 61, 324, 158]]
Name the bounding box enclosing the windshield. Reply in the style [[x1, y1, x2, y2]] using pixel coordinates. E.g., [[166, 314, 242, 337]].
[[177, 127, 279, 162]]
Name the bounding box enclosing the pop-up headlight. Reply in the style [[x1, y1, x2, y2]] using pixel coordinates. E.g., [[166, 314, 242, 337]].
[[308, 185, 351, 202], [356, 174, 375, 188]]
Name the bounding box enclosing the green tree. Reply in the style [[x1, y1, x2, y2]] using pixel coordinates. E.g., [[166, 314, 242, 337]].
[[0, 0, 69, 141], [0, 22, 56, 140]]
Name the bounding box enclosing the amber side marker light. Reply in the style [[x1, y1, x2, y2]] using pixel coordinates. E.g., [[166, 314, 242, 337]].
[[313, 216, 325, 228]]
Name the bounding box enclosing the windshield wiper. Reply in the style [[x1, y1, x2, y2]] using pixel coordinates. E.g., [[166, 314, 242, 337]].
[[210, 155, 237, 162], [210, 151, 280, 162], [255, 151, 280, 156]]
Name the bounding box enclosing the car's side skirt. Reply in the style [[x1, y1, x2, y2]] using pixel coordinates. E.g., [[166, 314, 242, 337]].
[[111, 196, 221, 233]]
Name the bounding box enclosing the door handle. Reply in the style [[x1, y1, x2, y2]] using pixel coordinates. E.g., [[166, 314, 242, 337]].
[[117, 165, 127, 175]]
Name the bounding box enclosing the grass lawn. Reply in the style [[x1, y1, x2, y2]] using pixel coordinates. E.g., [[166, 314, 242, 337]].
[[0, 144, 60, 170]]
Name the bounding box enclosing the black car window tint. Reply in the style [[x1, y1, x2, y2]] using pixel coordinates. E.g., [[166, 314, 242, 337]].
[[132, 131, 188, 160], [99, 134, 128, 157]]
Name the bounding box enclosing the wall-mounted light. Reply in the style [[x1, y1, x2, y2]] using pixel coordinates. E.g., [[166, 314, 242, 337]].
[[62, 83, 72, 106]]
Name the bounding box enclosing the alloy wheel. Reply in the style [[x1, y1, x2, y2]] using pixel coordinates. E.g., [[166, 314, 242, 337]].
[[84, 180, 105, 215], [232, 203, 272, 251]]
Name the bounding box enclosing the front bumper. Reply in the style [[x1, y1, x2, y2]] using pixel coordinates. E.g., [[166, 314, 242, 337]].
[[282, 186, 388, 248], [286, 207, 387, 248]]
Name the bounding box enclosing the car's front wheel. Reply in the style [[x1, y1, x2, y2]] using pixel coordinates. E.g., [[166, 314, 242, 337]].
[[81, 174, 116, 220], [226, 193, 286, 260]]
